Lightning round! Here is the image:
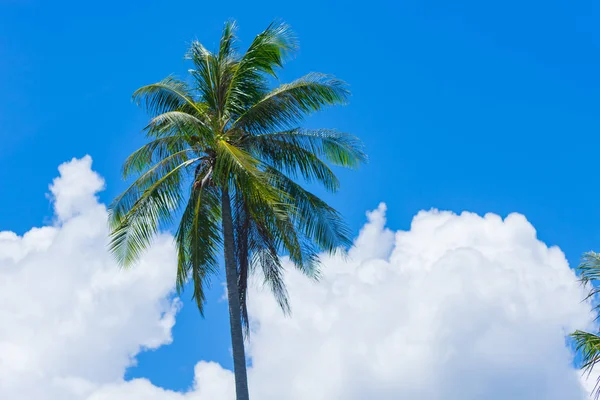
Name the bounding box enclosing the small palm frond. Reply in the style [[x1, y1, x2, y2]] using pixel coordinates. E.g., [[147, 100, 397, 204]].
[[115, 150, 194, 213], [250, 224, 290, 313], [133, 77, 204, 117], [246, 134, 341, 192], [225, 21, 297, 117], [571, 251, 600, 399], [251, 128, 367, 168], [214, 140, 287, 214], [218, 20, 238, 63], [108, 157, 199, 266], [572, 330, 600, 399], [175, 181, 222, 315], [121, 136, 191, 178], [246, 195, 317, 278], [578, 252, 600, 290], [267, 166, 352, 254], [232, 73, 350, 134], [186, 27, 237, 120], [239, 20, 296, 77], [144, 110, 213, 143], [577, 252, 600, 320], [186, 41, 218, 109]]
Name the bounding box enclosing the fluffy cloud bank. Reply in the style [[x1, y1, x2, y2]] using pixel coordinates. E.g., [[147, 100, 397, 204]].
[[244, 205, 594, 399], [0, 156, 595, 399], [0, 156, 178, 400]]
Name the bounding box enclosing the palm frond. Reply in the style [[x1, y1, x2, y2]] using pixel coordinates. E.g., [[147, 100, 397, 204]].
[[187, 24, 239, 122], [572, 330, 600, 399], [225, 21, 297, 118], [186, 40, 220, 111], [250, 224, 290, 313], [213, 140, 288, 213], [571, 251, 600, 399], [239, 21, 296, 77], [108, 157, 199, 266], [133, 77, 204, 117], [251, 128, 367, 168], [245, 194, 318, 278], [231, 73, 350, 134], [175, 180, 222, 314], [144, 110, 213, 142], [113, 150, 195, 223], [121, 136, 191, 179], [247, 134, 341, 192], [267, 166, 352, 254], [578, 252, 600, 289], [218, 20, 238, 63]]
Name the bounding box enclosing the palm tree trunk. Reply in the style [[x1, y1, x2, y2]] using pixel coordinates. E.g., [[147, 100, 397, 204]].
[[221, 187, 250, 400]]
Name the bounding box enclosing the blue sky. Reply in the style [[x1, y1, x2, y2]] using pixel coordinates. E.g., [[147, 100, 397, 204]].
[[2, 0, 600, 393]]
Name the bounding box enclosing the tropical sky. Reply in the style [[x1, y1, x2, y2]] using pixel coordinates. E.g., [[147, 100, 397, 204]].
[[2, 0, 600, 399]]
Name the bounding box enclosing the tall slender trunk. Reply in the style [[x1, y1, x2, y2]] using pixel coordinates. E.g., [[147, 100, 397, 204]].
[[221, 187, 250, 400]]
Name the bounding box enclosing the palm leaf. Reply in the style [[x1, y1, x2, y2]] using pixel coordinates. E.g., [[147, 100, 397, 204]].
[[266, 166, 352, 253], [571, 251, 600, 399], [133, 77, 205, 117], [121, 136, 193, 178], [572, 330, 600, 399], [225, 21, 297, 118], [175, 180, 222, 314], [144, 110, 213, 143], [232, 73, 350, 134], [247, 134, 341, 192], [251, 128, 367, 168], [109, 157, 199, 266]]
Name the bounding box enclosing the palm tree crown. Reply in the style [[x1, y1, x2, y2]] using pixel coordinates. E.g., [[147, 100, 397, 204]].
[[107, 21, 365, 399], [109, 19, 365, 316]]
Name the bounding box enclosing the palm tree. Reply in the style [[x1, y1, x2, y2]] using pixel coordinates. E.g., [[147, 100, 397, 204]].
[[108, 21, 366, 400], [571, 252, 600, 399]]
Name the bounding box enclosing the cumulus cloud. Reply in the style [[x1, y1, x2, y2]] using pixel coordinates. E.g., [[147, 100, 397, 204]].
[[0, 156, 596, 400], [239, 205, 594, 400], [0, 156, 178, 400]]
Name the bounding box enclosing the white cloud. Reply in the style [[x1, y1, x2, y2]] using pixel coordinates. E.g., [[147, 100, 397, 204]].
[[0, 156, 178, 400], [87, 362, 235, 400], [0, 156, 596, 400], [238, 206, 595, 400]]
